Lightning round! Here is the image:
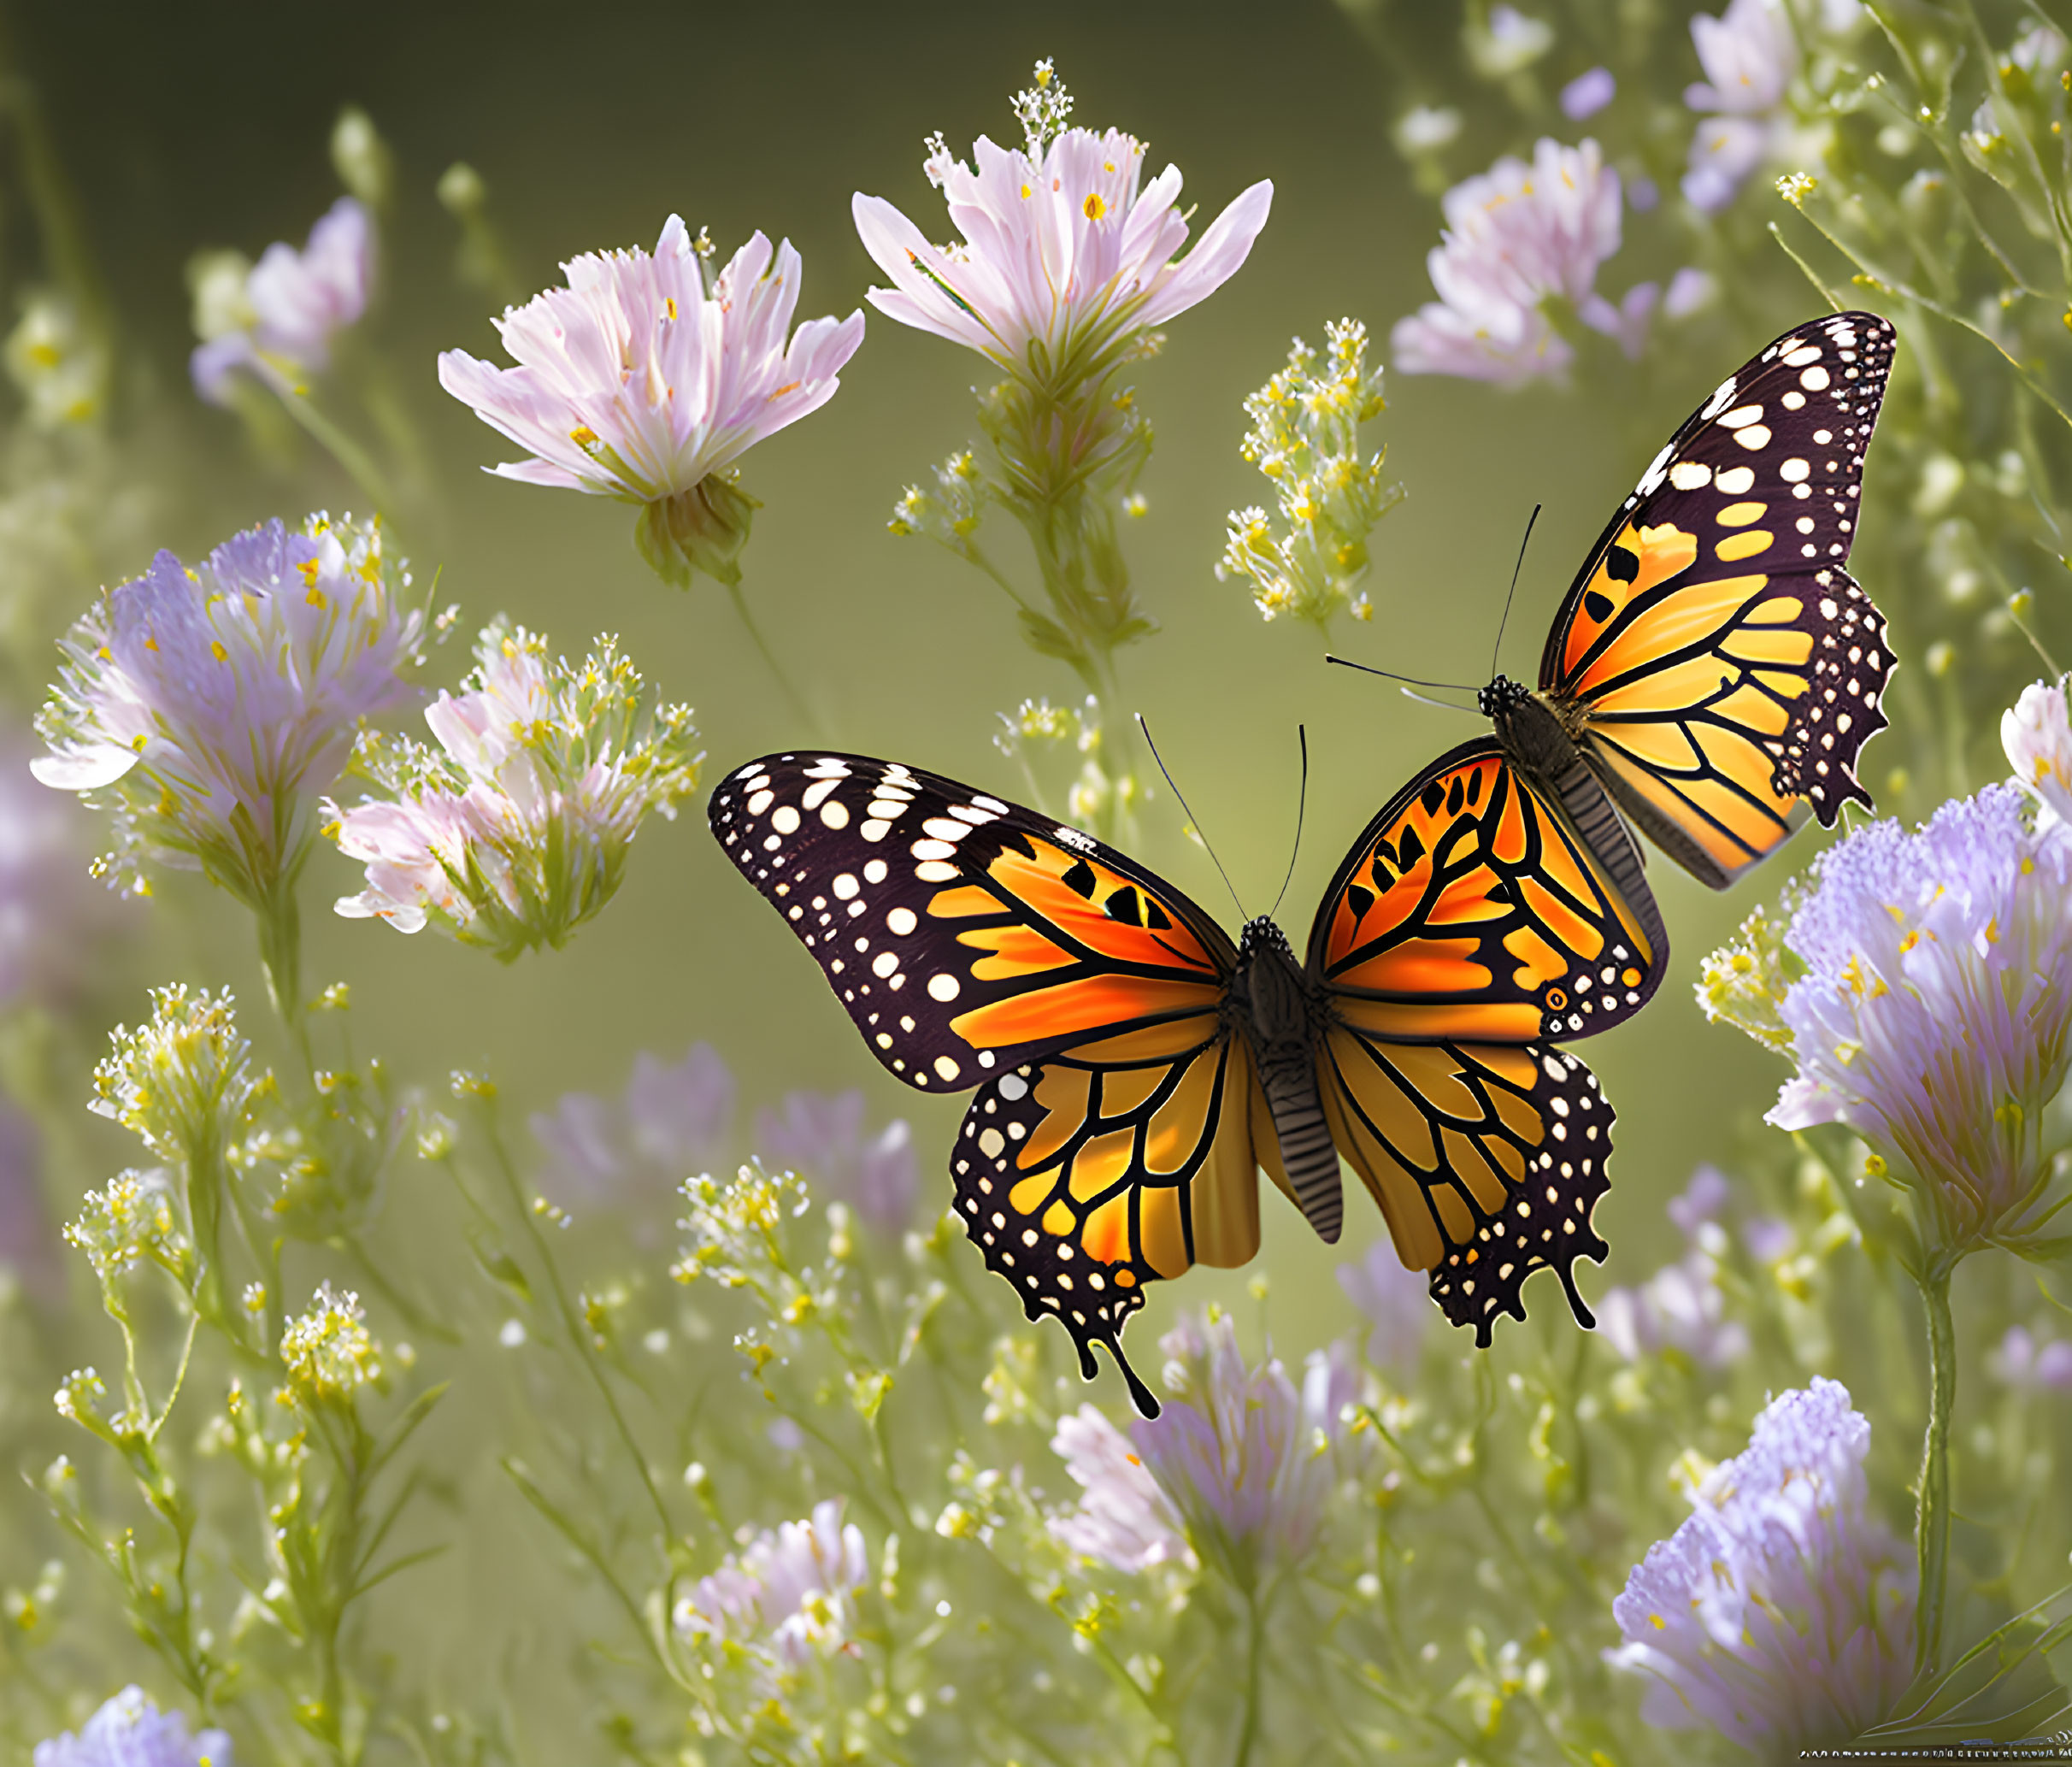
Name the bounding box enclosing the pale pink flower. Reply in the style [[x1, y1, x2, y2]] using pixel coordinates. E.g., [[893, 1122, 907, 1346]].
[[853, 115, 1270, 391], [1992, 1325, 2072, 1392], [439, 218, 863, 586], [2002, 674, 2072, 829], [1392, 138, 1642, 384], [191, 197, 373, 404], [673, 1498, 868, 1670], [327, 621, 699, 958], [533, 1043, 735, 1209], [1681, 0, 1797, 211], [1048, 1404, 1191, 1573]]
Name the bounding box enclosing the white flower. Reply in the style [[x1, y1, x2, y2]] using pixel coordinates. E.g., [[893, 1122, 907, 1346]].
[[191, 197, 373, 404], [673, 1498, 868, 1669], [327, 620, 700, 958], [1469, 5, 1556, 77], [5, 292, 109, 428], [34, 1685, 233, 1767], [2002, 674, 2072, 829], [1769, 786, 2072, 1246], [280, 1281, 383, 1404], [33, 514, 425, 902], [1609, 1380, 1915, 1752], [1049, 1404, 1192, 1573], [853, 64, 1271, 392], [439, 218, 862, 588], [1392, 138, 1637, 384], [1393, 105, 1463, 156]]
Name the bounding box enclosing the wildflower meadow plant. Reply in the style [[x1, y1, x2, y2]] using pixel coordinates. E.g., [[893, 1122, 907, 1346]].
[[10, 9, 2072, 1764]]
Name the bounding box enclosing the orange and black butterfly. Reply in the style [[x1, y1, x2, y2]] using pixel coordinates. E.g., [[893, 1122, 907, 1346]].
[[711, 747, 1655, 1414], [1361, 311, 1898, 977]]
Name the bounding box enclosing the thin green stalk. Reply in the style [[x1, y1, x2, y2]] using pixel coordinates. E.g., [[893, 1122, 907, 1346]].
[[1233, 1579, 1265, 1767], [482, 1116, 678, 1549], [726, 580, 816, 731], [1913, 1261, 1957, 1677], [271, 385, 403, 515]]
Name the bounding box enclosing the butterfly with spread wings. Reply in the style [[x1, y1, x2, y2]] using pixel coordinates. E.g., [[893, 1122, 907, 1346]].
[[711, 746, 1656, 1415], [1365, 312, 1898, 988]]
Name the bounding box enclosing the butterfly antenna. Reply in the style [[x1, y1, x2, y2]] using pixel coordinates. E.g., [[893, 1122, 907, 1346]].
[[1489, 503, 1542, 680], [1137, 714, 1247, 921], [1398, 686, 1480, 714], [1325, 655, 1475, 694], [1269, 726, 1309, 921]]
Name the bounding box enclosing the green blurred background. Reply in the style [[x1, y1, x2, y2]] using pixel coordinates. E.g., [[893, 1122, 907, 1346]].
[[15, 0, 1816, 1408]]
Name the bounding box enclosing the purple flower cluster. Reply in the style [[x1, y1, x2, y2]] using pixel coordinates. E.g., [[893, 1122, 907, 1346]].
[[35, 1686, 232, 1767], [1610, 1379, 1914, 1751], [1598, 1168, 1751, 1369], [756, 1089, 920, 1235], [1769, 786, 2072, 1245], [532, 1043, 735, 1210]]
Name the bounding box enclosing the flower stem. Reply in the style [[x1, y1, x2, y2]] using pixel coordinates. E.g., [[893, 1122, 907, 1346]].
[[726, 581, 817, 732], [271, 384, 403, 515], [1234, 1578, 1266, 1767], [482, 1111, 678, 1549], [1912, 1261, 1957, 1677]]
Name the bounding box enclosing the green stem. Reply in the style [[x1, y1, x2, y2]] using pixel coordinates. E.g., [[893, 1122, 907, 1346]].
[[1913, 1261, 1957, 1677], [1234, 1578, 1265, 1767], [483, 1114, 678, 1548], [271, 384, 402, 515], [726, 580, 817, 732]]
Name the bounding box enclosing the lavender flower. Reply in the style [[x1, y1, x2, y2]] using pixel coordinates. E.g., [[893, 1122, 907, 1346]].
[[191, 197, 373, 403], [1599, 1168, 1750, 1367], [1336, 1237, 1430, 1373], [1133, 1312, 1348, 1585], [672, 1498, 868, 1669], [1561, 67, 1617, 121], [2002, 674, 2072, 829], [33, 515, 426, 905], [1769, 787, 2072, 1247], [34, 1685, 233, 1767], [439, 218, 862, 590], [0, 731, 117, 1009], [1991, 1326, 2072, 1393], [755, 1089, 918, 1234], [1681, 0, 1796, 212], [1609, 1380, 1915, 1751], [327, 620, 700, 959], [532, 1042, 734, 1208], [1048, 1404, 1192, 1573], [853, 62, 1271, 395], [1392, 138, 1650, 384]]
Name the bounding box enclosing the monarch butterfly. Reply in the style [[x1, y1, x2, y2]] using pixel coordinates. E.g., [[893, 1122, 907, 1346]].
[[1351, 310, 1898, 981], [710, 745, 1651, 1415]]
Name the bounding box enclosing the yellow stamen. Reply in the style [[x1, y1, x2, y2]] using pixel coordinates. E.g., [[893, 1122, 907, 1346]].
[[211, 641, 228, 662], [664, 297, 679, 321], [570, 425, 599, 447], [1083, 191, 1107, 220]]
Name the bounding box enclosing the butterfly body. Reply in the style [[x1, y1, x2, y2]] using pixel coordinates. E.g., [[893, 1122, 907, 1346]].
[[1227, 916, 1344, 1244]]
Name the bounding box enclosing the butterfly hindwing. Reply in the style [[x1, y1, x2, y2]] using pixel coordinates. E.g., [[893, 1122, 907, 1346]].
[[951, 1038, 1276, 1416], [1539, 311, 1898, 878], [1319, 1034, 1612, 1344], [1307, 739, 1663, 1045], [709, 752, 1236, 1093]]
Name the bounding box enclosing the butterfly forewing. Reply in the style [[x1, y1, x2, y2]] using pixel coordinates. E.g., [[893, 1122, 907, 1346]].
[[1318, 1035, 1612, 1344], [1307, 739, 1663, 1044], [709, 752, 1236, 1093], [1539, 312, 1898, 856]]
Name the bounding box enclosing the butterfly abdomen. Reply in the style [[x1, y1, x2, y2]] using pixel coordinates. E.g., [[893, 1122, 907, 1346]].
[[1490, 686, 1670, 992], [1233, 918, 1344, 1244]]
